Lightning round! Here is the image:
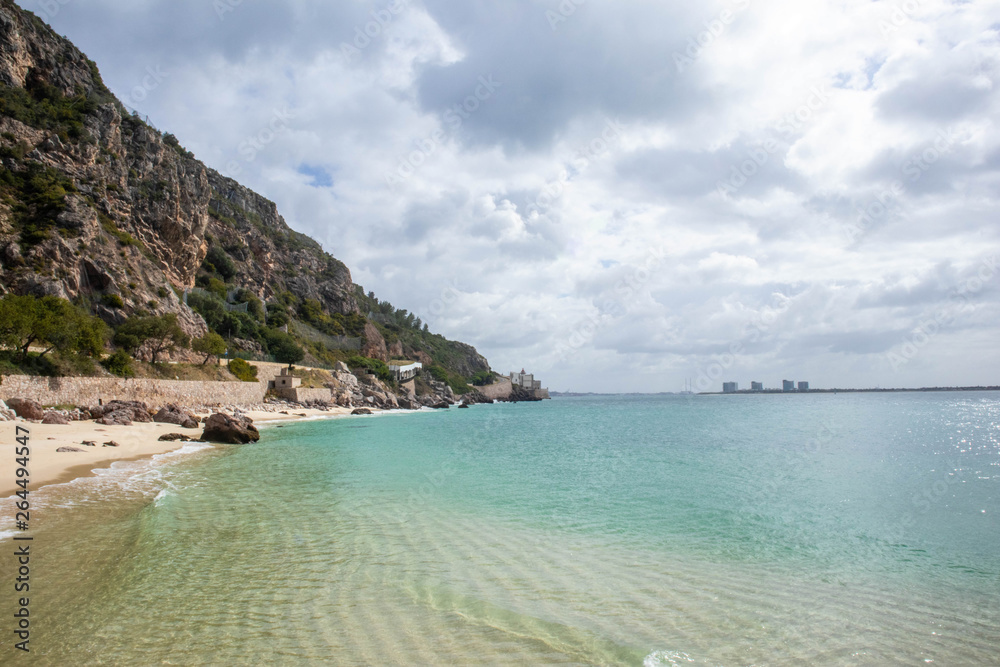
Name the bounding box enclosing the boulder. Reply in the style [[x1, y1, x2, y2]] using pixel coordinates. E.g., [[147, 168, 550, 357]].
[[90, 401, 152, 423], [158, 433, 193, 442], [97, 411, 133, 426], [154, 404, 199, 429], [458, 403, 470, 409], [351, 408, 373, 415], [430, 401, 451, 410], [81, 441, 96, 447], [7, 398, 44, 421], [42, 412, 71, 425], [103, 441, 120, 447], [201, 413, 260, 444], [334, 361, 350, 373], [0, 403, 14, 422]]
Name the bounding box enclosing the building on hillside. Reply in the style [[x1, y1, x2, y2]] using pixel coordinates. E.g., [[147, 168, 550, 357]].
[[269, 367, 333, 403], [270, 367, 301, 392], [389, 361, 422, 382], [783, 380, 795, 392], [751, 381, 764, 392], [510, 369, 550, 399], [723, 382, 738, 393], [798, 381, 810, 392]]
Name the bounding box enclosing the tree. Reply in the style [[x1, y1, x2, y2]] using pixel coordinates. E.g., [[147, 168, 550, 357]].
[[0, 294, 107, 360], [272, 338, 304, 368], [192, 332, 226, 365], [0, 295, 44, 360], [114, 313, 189, 363]]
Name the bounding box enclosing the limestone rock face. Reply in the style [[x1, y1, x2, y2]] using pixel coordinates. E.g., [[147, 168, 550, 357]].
[[0, 0, 360, 352], [361, 322, 388, 362], [201, 412, 260, 444]]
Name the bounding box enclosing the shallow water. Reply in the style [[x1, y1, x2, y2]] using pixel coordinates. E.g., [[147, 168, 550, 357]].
[[2, 393, 999, 665]]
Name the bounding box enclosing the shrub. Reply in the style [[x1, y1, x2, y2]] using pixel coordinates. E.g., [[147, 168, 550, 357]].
[[203, 245, 237, 281], [102, 293, 125, 309], [348, 355, 392, 383], [228, 358, 258, 382], [0, 161, 78, 247], [471, 370, 494, 386], [193, 332, 226, 365], [102, 350, 135, 378]]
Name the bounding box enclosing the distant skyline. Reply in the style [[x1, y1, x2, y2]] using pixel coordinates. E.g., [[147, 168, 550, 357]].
[[22, 0, 1000, 392]]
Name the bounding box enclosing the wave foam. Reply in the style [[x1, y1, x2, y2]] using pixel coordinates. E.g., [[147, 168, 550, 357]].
[[644, 651, 697, 667]]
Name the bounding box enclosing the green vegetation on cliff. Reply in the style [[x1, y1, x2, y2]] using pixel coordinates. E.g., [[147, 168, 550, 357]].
[[0, 0, 493, 390]]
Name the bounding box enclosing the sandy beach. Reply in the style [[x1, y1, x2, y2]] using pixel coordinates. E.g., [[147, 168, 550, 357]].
[[0, 406, 355, 498]]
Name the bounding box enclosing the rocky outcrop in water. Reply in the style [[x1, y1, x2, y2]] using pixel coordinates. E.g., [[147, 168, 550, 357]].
[[200, 412, 260, 444]]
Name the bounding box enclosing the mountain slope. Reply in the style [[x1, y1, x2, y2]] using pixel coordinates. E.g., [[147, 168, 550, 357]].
[[0, 0, 490, 380]]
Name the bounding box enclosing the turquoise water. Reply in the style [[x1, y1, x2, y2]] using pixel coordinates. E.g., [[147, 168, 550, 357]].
[[3, 393, 1000, 665]]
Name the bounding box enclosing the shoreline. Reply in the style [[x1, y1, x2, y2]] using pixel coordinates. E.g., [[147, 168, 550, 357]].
[[0, 405, 360, 499]]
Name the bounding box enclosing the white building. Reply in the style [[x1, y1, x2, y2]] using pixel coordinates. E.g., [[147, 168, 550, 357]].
[[510, 369, 542, 390], [389, 361, 422, 382]]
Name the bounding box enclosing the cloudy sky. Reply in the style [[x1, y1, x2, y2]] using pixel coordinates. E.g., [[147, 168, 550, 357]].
[[22, 0, 1000, 392]]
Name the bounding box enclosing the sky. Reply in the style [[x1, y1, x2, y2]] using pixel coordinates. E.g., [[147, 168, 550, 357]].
[[20, 0, 1000, 392]]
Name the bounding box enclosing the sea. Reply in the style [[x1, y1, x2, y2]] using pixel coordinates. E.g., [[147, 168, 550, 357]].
[[1, 392, 999, 665]]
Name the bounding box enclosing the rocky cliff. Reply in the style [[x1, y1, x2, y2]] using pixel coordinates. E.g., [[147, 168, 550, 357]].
[[0, 0, 499, 389], [0, 0, 381, 353]]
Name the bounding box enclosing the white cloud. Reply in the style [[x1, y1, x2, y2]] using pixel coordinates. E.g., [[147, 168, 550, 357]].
[[22, 0, 1000, 391]]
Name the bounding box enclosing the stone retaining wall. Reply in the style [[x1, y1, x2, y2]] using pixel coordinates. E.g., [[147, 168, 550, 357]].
[[276, 387, 333, 403], [479, 378, 513, 401], [0, 375, 265, 408]]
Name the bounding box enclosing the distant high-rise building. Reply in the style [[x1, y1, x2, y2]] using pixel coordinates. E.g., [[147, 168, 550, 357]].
[[798, 381, 809, 392], [723, 382, 738, 393], [783, 380, 795, 392], [751, 382, 764, 392]]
